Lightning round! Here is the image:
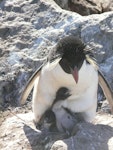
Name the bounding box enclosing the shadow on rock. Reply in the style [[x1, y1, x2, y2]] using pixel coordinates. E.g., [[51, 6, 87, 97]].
[[23, 123, 113, 150], [62, 123, 113, 150], [23, 124, 68, 150]]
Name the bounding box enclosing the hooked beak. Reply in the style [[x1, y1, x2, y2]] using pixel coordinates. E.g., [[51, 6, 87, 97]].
[[70, 66, 79, 83]]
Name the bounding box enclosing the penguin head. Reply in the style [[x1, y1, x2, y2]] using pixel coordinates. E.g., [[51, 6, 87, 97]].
[[48, 36, 87, 83], [57, 36, 86, 83]]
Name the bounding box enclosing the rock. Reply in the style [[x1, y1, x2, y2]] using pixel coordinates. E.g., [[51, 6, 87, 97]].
[[0, 0, 113, 149], [54, 0, 113, 15], [0, 0, 113, 106], [51, 140, 68, 150], [0, 111, 113, 150]]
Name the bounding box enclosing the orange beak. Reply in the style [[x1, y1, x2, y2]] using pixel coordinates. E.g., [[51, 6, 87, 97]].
[[70, 66, 78, 83]]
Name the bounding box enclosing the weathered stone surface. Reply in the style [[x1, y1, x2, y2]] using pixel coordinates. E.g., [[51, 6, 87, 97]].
[[0, 110, 113, 150], [0, 0, 113, 106], [54, 0, 113, 15], [0, 1, 113, 149]]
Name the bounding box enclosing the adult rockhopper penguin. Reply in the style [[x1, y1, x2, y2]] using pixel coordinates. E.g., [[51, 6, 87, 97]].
[[20, 35, 113, 132], [47, 36, 98, 131]]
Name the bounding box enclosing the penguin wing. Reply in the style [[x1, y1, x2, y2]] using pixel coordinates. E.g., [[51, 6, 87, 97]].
[[20, 64, 43, 105], [98, 70, 113, 113]]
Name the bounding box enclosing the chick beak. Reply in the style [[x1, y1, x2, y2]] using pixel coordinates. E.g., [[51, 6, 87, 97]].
[[70, 66, 79, 83]]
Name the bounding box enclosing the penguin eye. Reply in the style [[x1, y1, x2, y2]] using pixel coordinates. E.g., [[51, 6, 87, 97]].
[[77, 59, 84, 70], [59, 58, 71, 74]]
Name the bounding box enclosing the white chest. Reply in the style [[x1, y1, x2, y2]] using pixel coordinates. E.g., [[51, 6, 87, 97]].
[[38, 60, 98, 114], [50, 61, 98, 96], [39, 60, 98, 101]]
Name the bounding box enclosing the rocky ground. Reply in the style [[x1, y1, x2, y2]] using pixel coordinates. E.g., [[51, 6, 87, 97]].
[[0, 0, 113, 149], [0, 102, 113, 150]]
